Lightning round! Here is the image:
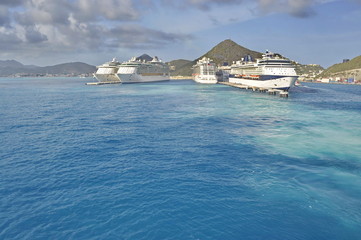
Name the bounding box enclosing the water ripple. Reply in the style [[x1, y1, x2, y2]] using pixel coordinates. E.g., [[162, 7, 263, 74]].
[[0, 78, 360, 239]]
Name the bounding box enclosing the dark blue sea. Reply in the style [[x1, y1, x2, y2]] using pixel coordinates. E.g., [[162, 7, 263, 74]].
[[1, 77, 361, 240]]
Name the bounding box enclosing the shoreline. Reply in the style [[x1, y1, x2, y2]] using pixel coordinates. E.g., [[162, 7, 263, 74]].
[[170, 76, 192, 80], [300, 80, 361, 85]]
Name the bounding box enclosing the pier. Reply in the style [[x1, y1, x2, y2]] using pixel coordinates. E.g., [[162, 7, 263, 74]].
[[218, 82, 289, 97], [86, 81, 121, 85]]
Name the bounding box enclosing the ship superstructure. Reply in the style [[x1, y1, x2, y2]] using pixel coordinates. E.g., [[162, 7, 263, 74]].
[[93, 58, 121, 83], [192, 57, 222, 84], [116, 56, 170, 83], [229, 51, 298, 90]]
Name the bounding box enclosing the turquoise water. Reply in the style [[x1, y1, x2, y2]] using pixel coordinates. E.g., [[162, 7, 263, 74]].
[[1, 78, 360, 239]]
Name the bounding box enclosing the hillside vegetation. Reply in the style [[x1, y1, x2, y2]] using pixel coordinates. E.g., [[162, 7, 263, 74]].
[[169, 39, 262, 76], [318, 55, 361, 78], [168, 39, 322, 77], [295, 63, 324, 78], [0, 60, 96, 77], [38, 62, 96, 75], [199, 39, 262, 65], [168, 59, 193, 76]]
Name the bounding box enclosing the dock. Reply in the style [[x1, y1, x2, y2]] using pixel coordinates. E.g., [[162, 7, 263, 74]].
[[218, 82, 289, 97], [86, 81, 121, 85]]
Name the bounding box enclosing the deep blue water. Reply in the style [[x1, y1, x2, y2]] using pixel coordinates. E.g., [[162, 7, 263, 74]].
[[1, 78, 361, 240]]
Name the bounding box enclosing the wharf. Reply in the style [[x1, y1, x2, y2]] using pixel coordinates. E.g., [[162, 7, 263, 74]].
[[218, 82, 289, 97], [86, 81, 121, 85]]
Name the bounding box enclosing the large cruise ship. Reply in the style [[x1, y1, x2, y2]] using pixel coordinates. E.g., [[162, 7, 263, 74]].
[[93, 58, 121, 83], [116, 56, 170, 83], [192, 57, 222, 84], [229, 51, 298, 91]]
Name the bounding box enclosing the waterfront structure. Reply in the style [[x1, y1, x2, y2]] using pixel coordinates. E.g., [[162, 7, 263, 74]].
[[229, 51, 298, 91], [116, 56, 170, 83], [93, 58, 121, 83]]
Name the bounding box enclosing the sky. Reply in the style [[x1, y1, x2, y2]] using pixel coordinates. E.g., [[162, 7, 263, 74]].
[[0, 0, 360, 68]]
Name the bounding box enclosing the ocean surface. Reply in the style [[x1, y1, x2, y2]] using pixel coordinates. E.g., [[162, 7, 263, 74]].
[[1, 77, 360, 240]]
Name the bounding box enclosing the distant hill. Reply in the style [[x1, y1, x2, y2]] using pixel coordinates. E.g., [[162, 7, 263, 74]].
[[199, 39, 262, 65], [136, 54, 153, 62], [295, 63, 324, 80], [0, 60, 26, 68], [168, 59, 193, 76], [295, 63, 324, 74], [168, 59, 192, 69], [168, 39, 328, 78], [318, 55, 361, 78], [37, 62, 96, 75], [0, 60, 96, 77], [169, 39, 263, 76]]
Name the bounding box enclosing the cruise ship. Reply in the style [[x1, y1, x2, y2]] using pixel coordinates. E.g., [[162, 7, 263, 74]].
[[229, 51, 298, 91], [192, 57, 222, 84], [116, 56, 170, 83], [93, 58, 121, 83]]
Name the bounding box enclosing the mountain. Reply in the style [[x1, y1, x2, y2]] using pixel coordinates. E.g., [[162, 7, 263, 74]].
[[168, 59, 193, 76], [295, 63, 324, 80], [198, 39, 262, 65], [0, 60, 96, 77], [318, 55, 361, 78], [169, 39, 263, 76], [136, 54, 153, 62], [169, 39, 327, 78], [37, 62, 96, 75], [0, 60, 25, 68]]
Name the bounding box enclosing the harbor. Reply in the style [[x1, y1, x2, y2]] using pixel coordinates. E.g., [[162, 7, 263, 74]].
[[1, 0, 361, 239], [90, 50, 298, 97], [218, 82, 289, 97]]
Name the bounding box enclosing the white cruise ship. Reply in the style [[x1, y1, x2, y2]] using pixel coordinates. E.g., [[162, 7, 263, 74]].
[[192, 57, 222, 84], [229, 51, 298, 91], [93, 58, 121, 82], [116, 56, 170, 83]]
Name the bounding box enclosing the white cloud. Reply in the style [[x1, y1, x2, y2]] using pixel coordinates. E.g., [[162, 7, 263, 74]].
[[0, 6, 10, 26], [76, 0, 139, 22], [256, 0, 315, 17], [0, 0, 359, 65], [0, 0, 190, 57], [162, 0, 318, 17]]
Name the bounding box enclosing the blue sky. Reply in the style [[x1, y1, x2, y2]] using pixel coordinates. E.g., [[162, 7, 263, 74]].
[[0, 0, 360, 68]]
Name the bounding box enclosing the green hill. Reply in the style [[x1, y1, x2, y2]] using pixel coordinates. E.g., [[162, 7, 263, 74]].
[[318, 55, 361, 78], [295, 63, 324, 80], [169, 39, 262, 76], [0, 60, 96, 77], [38, 62, 96, 75], [199, 39, 262, 65], [168, 59, 193, 76], [168, 39, 328, 78]]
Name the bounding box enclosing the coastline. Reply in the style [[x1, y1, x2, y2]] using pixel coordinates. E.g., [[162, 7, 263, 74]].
[[300, 80, 361, 85], [170, 76, 192, 80]]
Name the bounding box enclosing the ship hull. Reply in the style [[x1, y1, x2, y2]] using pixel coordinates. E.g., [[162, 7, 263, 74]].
[[229, 76, 298, 91], [93, 73, 121, 83], [116, 73, 170, 83], [193, 75, 218, 84]]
